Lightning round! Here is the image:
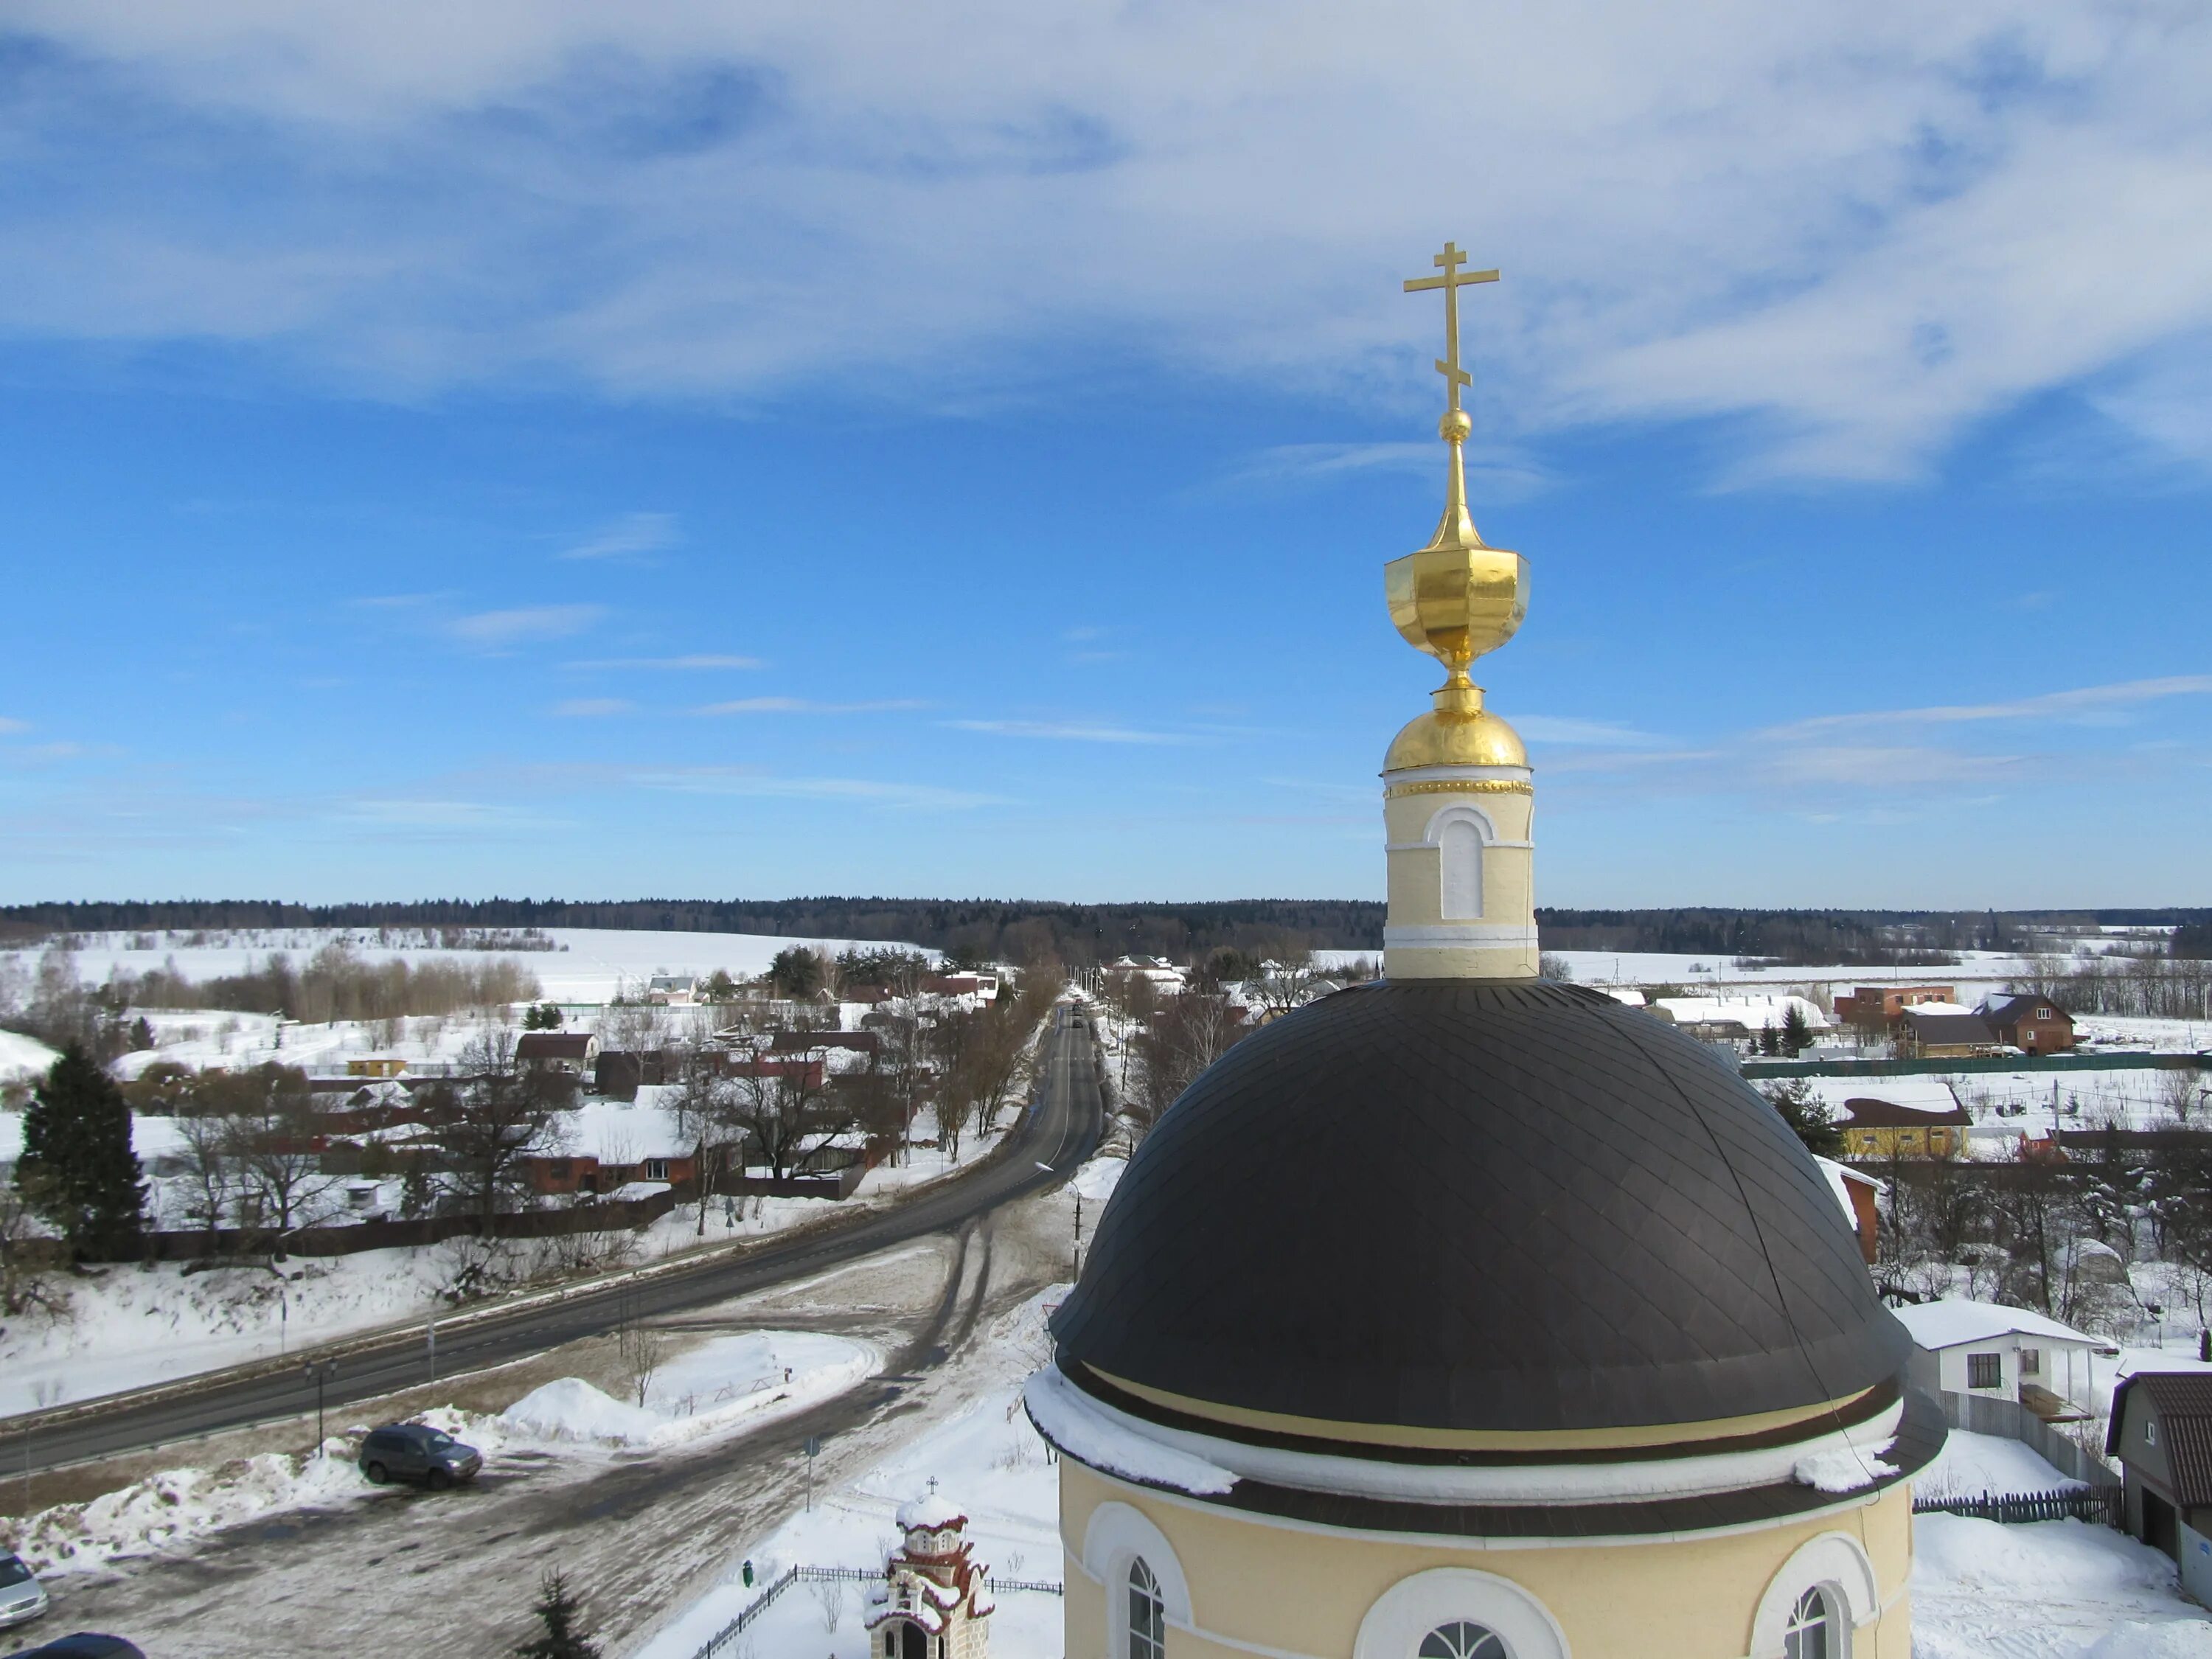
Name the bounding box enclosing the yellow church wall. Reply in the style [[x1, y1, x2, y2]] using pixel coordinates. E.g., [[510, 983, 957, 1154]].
[[1382, 778, 1537, 979], [1061, 1461, 1914, 1659]]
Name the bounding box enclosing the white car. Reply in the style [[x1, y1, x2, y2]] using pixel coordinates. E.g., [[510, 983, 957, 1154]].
[[0, 1549, 49, 1628]]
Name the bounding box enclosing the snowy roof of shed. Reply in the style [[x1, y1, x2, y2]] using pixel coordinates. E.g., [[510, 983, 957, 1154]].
[[1892, 1298, 2098, 1352]]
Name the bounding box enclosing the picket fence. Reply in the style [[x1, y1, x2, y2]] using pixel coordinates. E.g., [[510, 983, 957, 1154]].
[[1912, 1486, 2123, 1527], [692, 1563, 1061, 1659]]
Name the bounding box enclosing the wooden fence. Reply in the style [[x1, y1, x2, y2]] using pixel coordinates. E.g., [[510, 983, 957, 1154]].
[[1935, 1388, 2121, 1491], [1913, 1486, 2122, 1526], [127, 1187, 680, 1262]]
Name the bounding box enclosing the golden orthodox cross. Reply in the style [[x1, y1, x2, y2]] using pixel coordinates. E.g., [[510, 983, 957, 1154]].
[[1402, 241, 1498, 414]]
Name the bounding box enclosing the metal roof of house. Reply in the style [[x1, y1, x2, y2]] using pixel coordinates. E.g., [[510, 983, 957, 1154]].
[[2107, 1372, 2212, 1503]]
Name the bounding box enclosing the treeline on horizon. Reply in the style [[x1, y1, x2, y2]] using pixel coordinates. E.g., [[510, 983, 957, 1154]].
[[6, 898, 2211, 967]]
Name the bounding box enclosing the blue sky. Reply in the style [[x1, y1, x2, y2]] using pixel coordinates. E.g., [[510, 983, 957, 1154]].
[[3, 2, 2211, 908]]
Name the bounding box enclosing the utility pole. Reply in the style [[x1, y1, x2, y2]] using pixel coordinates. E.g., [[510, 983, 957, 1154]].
[[303, 1359, 339, 1451], [428, 1318, 437, 1384]]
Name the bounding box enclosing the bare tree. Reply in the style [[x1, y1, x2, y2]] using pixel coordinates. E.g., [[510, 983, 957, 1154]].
[[616, 1314, 665, 1408], [722, 1050, 855, 1180], [0, 1184, 67, 1320], [433, 1028, 572, 1232], [172, 1107, 237, 1250], [201, 1063, 337, 1250]]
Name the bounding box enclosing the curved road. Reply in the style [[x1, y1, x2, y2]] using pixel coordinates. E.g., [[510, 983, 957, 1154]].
[[7, 1005, 1103, 1477]]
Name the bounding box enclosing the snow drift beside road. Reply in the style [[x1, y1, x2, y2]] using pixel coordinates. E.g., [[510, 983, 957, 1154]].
[[502, 1331, 877, 1448]]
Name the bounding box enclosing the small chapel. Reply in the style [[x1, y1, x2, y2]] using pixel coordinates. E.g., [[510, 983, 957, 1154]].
[[1023, 245, 1939, 1659], [865, 1486, 996, 1659]]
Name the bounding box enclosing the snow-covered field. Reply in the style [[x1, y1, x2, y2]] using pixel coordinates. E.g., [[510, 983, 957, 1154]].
[[15, 927, 936, 1008], [0, 1329, 872, 1579], [1916, 1428, 2084, 1501]]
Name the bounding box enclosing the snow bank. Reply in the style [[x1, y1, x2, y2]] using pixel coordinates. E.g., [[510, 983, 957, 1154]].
[[502, 1331, 876, 1449], [502, 1377, 661, 1444], [2, 1442, 366, 1578], [1916, 1428, 2083, 1501]]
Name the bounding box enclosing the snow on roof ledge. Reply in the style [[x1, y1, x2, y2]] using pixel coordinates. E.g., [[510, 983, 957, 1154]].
[[1023, 1366, 1237, 1496]]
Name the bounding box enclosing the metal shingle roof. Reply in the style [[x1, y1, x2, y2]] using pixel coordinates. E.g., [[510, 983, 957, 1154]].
[[1054, 978, 1910, 1436]]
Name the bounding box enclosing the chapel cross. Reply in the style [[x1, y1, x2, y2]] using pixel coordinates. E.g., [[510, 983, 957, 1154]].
[[1402, 241, 1499, 414]]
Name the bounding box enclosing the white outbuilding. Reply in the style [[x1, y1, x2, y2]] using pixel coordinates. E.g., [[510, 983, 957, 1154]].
[[1892, 1298, 2105, 1419]]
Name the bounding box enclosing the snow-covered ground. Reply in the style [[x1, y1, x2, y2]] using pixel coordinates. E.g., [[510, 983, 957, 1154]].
[[0, 1329, 872, 1579], [1914, 1515, 2212, 1659], [0, 1027, 62, 1083], [633, 1295, 1068, 1659], [14, 927, 935, 1008], [1916, 1428, 2084, 1502]]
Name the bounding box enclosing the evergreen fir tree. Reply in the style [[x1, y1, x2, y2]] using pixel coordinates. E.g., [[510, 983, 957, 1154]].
[[1758, 1022, 1780, 1057], [1759, 1078, 1843, 1159], [514, 1569, 602, 1659], [15, 1046, 146, 1260], [1781, 1004, 1813, 1056]]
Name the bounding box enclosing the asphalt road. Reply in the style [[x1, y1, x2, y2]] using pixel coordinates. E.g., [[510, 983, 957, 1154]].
[[5, 1004, 1103, 1477]]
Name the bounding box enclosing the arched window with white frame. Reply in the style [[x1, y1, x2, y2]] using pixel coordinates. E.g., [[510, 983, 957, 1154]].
[[1419, 1620, 1509, 1659], [1127, 1557, 1165, 1659], [1784, 1587, 1834, 1659]]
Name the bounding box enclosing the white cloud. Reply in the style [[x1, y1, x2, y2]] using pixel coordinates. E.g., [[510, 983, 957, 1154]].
[[7, 4, 2212, 481], [945, 718, 1197, 745], [1514, 715, 1668, 748], [1766, 675, 2212, 738], [567, 654, 762, 670], [0, 717, 29, 735], [551, 697, 635, 717], [693, 696, 923, 714], [631, 768, 1006, 810], [445, 603, 605, 646], [559, 510, 681, 560]]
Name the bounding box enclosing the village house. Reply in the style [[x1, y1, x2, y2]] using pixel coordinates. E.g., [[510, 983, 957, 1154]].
[[1837, 1093, 1972, 1158], [1832, 984, 1957, 1029], [514, 1030, 600, 1074], [645, 974, 698, 1006], [345, 1056, 408, 1078], [1896, 1003, 1997, 1059], [1646, 993, 1829, 1047], [1894, 1298, 2104, 1422], [1979, 992, 2078, 1054], [2107, 1371, 2212, 1604], [1813, 1156, 1882, 1264]]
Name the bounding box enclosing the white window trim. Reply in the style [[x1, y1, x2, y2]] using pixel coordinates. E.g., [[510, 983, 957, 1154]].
[[1353, 1568, 1569, 1659], [1747, 1532, 1879, 1659], [1082, 1502, 1193, 1658]]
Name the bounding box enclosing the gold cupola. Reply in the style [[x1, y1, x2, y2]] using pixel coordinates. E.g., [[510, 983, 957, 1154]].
[[1382, 243, 1538, 980]]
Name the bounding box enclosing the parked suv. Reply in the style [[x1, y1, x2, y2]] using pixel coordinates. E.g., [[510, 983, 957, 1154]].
[[357, 1424, 483, 1489], [0, 1550, 48, 1629]]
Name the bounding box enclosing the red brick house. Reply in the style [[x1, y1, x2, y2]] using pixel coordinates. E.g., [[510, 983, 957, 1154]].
[[1980, 993, 2077, 1054]]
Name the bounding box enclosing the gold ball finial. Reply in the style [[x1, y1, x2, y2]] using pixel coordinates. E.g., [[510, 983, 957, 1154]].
[[1439, 408, 1472, 443]]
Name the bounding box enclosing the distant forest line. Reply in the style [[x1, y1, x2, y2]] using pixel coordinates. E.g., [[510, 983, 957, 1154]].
[[5, 899, 2210, 967]]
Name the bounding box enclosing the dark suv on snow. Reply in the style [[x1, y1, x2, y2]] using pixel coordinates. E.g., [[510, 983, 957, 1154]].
[[357, 1424, 483, 1490]]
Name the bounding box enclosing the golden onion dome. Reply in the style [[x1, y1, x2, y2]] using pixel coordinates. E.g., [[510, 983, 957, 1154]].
[[1383, 686, 1527, 772]]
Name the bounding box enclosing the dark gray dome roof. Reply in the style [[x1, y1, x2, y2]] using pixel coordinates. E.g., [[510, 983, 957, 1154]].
[[1053, 978, 1910, 1436]]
